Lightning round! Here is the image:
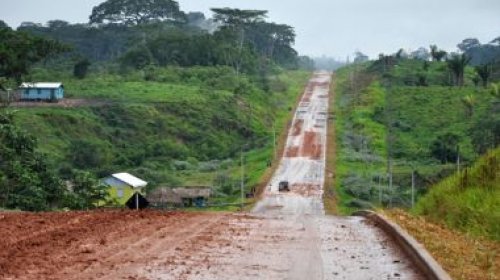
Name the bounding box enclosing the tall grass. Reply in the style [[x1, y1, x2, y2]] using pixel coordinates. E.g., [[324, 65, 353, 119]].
[[414, 147, 499, 240]]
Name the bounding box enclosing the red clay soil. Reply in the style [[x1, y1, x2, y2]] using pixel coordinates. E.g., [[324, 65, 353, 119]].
[[290, 183, 322, 197], [0, 210, 258, 280], [301, 131, 322, 159], [285, 146, 299, 157], [291, 119, 304, 136]]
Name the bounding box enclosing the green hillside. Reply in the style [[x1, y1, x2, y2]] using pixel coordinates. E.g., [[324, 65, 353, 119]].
[[332, 58, 499, 213], [414, 147, 499, 240], [12, 67, 309, 193]]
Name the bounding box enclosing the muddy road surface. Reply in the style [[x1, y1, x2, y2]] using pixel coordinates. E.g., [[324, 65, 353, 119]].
[[1, 72, 423, 279]]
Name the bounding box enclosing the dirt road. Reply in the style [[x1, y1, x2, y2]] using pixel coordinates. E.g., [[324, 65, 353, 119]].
[[0, 72, 423, 279]]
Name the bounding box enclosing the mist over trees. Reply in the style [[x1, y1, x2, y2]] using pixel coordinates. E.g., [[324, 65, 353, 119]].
[[457, 37, 500, 66], [11, 1, 304, 82], [313, 56, 345, 71]]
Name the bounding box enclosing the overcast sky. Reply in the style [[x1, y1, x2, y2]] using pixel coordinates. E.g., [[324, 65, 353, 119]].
[[1, 0, 499, 59]]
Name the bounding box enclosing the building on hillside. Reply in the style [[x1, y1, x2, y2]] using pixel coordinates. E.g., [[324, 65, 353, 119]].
[[147, 187, 212, 208], [19, 82, 64, 102], [102, 173, 148, 205]]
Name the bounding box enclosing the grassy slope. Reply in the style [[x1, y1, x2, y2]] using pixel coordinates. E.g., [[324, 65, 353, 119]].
[[13, 67, 309, 206], [414, 147, 499, 240], [333, 59, 496, 213], [384, 209, 499, 280], [385, 149, 499, 279]]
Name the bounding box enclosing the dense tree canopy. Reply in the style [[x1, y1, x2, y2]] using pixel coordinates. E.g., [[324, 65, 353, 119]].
[[211, 8, 267, 26], [0, 111, 67, 210], [0, 28, 70, 82], [89, 0, 185, 25]]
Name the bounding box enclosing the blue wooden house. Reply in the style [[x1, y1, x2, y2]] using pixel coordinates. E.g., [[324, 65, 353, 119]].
[[19, 82, 64, 102]]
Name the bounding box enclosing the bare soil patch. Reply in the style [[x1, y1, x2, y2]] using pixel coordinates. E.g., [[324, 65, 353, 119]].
[[0, 210, 240, 280], [285, 146, 299, 157], [290, 183, 322, 197], [291, 119, 304, 136], [302, 131, 322, 159]]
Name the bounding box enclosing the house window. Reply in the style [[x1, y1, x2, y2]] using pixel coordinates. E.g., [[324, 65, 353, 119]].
[[117, 189, 124, 198]]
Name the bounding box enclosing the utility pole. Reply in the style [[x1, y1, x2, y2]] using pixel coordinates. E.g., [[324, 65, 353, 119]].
[[273, 125, 277, 160], [411, 170, 415, 208], [388, 169, 393, 208], [456, 145, 461, 173], [378, 175, 382, 206], [240, 148, 245, 210]]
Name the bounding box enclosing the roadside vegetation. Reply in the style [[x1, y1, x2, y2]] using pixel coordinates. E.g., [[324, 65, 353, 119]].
[[384, 209, 499, 280], [332, 47, 499, 214], [414, 147, 499, 240], [0, 0, 312, 211], [332, 42, 499, 277]]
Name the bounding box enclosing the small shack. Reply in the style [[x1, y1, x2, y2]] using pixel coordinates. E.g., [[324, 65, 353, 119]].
[[147, 187, 212, 208], [102, 173, 148, 206], [19, 82, 64, 102]]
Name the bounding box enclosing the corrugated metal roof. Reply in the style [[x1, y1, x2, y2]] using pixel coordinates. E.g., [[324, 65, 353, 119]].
[[111, 173, 147, 188], [19, 82, 63, 89]]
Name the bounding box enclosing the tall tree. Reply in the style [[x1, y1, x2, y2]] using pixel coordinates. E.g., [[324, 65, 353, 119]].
[[0, 20, 10, 30], [0, 28, 70, 82], [0, 111, 67, 210], [211, 8, 267, 26], [447, 53, 470, 86], [211, 8, 268, 75], [89, 0, 185, 25], [457, 38, 481, 53], [475, 64, 491, 87], [430, 45, 447, 62], [73, 58, 91, 79]]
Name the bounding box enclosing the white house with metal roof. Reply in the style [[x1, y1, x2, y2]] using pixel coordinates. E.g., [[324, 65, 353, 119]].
[[102, 173, 148, 205], [19, 82, 64, 101]]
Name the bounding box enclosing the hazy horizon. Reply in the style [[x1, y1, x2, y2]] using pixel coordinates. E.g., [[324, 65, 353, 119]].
[[1, 0, 499, 59]]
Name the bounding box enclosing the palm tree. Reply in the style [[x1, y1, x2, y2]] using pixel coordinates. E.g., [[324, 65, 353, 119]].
[[430, 45, 447, 61], [475, 64, 491, 87], [447, 53, 471, 86]]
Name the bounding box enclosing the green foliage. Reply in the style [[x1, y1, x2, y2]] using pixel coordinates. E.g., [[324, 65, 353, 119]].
[[10, 69, 308, 207], [120, 44, 154, 70], [414, 148, 500, 240], [430, 45, 447, 62], [475, 64, 492, 87], [0, 110, 67, 211], [89, 0, 185, 25], [447, 53, 471, 86], [0, 27, 70, 82], [69, 139, 111, 169], [334, 57, 498, 214], [430, 133, 460, 164], [68, 170, 109, 209], [73, 59, 91, 79]]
